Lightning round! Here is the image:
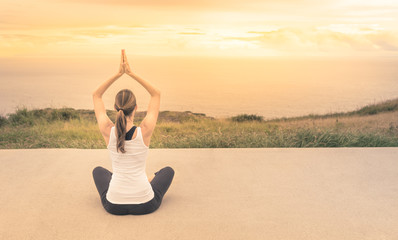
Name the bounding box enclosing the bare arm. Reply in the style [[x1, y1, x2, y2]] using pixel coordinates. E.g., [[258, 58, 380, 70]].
[[92, 73, 122, 98], [92, 51, 125, 146], [127, 72, 160, 97], [128, 72, 160, 146], [124, 52, 160, 146]]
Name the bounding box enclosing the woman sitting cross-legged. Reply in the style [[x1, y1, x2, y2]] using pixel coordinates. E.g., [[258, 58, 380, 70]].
[[91, 49, 174, 215]]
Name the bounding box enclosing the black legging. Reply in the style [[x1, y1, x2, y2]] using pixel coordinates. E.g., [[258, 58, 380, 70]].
[[92, 166, 175, 215]]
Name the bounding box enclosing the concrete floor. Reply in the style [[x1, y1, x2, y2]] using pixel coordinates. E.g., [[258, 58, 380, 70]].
[[0, 148, 397, 240]]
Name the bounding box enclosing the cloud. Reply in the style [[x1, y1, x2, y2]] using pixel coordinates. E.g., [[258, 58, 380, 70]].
[[178, 32, 205, 35], [222, 26, 398, 54], [0, 33, 81, 44], [53, 0, 330, 13], [1, 23, 398, 57], [368, 32, 398, 51], [57, 0, 319, 7]]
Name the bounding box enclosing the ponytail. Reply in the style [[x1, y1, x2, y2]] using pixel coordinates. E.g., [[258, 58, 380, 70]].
[[114, 88, 137, 153], [115, 109, 127, 153]]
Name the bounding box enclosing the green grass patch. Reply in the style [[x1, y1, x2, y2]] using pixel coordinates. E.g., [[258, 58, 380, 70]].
[[1, 98, 397, 148], [230, 114, 264, 122]]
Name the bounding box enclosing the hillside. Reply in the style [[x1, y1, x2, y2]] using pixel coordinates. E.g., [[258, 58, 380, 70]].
[[0, 98, 397, 148]]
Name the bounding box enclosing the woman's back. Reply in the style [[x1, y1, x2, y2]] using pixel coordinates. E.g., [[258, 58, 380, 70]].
[[92, 49, 173, 215], [106, 126, 154, 204]]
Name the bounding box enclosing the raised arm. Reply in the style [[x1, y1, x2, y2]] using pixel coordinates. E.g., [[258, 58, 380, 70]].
[[123, 51, 160, 146], [92, 50, 125, 146]]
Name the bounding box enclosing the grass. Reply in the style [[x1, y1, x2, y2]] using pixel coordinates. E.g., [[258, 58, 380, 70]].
[[0, 98, 397, 148]]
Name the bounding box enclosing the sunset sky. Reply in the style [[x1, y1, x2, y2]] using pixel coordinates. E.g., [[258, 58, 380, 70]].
[[1, 0, 398, 57]]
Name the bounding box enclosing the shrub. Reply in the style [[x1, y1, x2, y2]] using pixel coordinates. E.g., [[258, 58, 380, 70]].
[[50, 108, 80, 121], [355, 99, 398, 115], [8, 108, 34, 126], [230, 114, 263, 122], [0, 115, 8, 127], [6, 107, 81, 126]]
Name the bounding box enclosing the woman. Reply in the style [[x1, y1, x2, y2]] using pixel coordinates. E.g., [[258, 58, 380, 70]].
[[91, 49, 174, 215]]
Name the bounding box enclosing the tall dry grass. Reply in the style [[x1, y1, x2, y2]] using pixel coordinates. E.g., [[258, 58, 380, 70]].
[[1, 98, 397, 148]]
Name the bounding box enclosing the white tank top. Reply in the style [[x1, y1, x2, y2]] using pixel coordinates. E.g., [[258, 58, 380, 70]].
[[106, 126, 155, 204]]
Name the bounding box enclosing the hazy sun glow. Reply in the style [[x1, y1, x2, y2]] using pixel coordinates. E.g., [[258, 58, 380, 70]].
[[1, 0, 398, 57]]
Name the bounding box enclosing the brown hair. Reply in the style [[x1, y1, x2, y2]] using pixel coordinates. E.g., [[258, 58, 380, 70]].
[[114, 89, 136, 153]]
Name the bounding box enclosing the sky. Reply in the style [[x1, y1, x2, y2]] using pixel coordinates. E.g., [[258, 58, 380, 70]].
[[1, 0, 398, 57]]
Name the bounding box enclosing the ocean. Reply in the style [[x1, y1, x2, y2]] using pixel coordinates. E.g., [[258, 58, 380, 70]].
[[0, 55, 397, 119]]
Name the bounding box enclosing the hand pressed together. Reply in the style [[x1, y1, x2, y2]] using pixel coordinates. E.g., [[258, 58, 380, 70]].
[[117, 49, 134, 76]]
